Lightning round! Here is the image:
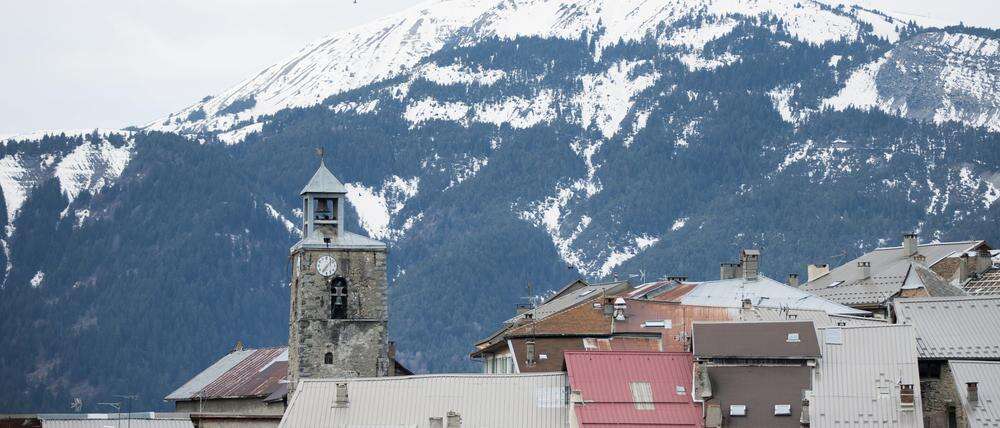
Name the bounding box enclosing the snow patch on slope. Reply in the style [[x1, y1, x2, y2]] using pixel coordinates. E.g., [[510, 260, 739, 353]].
[[345, 176, 421, 241], [420, 63, 507, 86], [265, 203, 302, 236], [30, 271, 44, 288], [474, 90, 558, 129], [404, 98, 471, 126], [54, 139, 133, 203], [575, 60, 659, 139]]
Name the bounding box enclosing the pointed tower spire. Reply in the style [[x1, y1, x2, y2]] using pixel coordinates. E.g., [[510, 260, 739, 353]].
[[300, 150, 348, 240]]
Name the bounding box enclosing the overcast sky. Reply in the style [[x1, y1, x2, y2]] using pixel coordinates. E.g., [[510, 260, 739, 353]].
[[1, 0, 995, 136]]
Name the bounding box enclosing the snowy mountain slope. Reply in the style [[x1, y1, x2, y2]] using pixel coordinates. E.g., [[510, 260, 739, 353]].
[[824, 30, 1000, 131], [0, 131, 135, 288], [148, 0, 920, 137]]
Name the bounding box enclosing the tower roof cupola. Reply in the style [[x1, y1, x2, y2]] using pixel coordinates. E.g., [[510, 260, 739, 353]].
[[301, 159, 347, 195]]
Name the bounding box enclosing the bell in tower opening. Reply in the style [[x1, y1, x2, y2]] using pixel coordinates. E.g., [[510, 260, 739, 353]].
[[287, 152, 391, 392]]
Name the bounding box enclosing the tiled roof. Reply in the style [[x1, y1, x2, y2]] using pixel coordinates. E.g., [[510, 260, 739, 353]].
[[964, 267, 1000, 295], [693, 321, 821, 359], [166, 347, 287, 401], [811, 325, 923, 427], [893, 295, 1000, 359], [948, 360, 1000, 427], [278, 374, 569, 428], [565, 351, 701, 427]]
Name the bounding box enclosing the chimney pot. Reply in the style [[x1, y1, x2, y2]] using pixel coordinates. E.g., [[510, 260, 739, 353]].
[[446, 411, 462, 428], [903, 233, 919, 257], [335, 382, 349, 406], [788, 273, 800, 287], [858, 261, 872, 278], [968, 382, 979, 403], [667, 275, 688, 282], [741, 298, 753, 310], [741, 249, 760, 281]]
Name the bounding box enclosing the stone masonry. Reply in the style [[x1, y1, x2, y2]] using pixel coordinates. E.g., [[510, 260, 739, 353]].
[[288, 247, 389, 389]]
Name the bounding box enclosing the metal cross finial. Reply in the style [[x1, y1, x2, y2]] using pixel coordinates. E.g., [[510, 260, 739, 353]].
[[315, 147, 325, 159]]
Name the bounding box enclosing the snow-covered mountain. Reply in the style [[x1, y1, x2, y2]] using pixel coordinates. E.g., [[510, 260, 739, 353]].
[[148, 0, 954, 137], [2, 0, 999, 413]]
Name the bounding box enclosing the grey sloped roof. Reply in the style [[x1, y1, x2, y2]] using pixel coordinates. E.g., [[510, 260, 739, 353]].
[[893, 295, 1000, 359], [165, 347, 288, 401], [948, 361, 1000, 427], [504, 281, 629, 325], [803, 241, 982, 305], [811, 325, 923, 427], [678, 275, 869, 316], [299, 161, 347, 195], [291, 229, 385, 252], [278, 373, 569, 428]]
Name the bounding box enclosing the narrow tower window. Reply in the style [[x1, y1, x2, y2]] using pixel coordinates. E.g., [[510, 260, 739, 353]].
[[324, 352, 333, 364]]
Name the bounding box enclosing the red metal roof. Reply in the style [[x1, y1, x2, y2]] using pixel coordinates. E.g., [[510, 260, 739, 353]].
[[565, 351, 703, 428]]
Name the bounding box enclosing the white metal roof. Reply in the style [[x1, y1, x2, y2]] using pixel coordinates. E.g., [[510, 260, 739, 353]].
[[893, 295, 1000, 359], [811, 325, 923, 427], [949, 360, 1000, 427], [41, 418, 194, 428], [300, 160, 347, 195], [165, 349, 256, 400], [278, 373, 569, 428], [291, 229, 386, 252], [730, 307, 886, 328], [679, 275, 869, 316]]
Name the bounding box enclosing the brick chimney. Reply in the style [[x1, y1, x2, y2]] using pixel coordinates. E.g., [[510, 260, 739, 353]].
[[968, 382, 979, 403], [787, 273, 800, 287], [741, 249, 760, 281], [667, 275, 688, 282], [858, 261, 872, 278], [720, 263, 739, 280], [976, 248, 993, 272], [903, 233, 919, 257], [807, 264, 830, 282]]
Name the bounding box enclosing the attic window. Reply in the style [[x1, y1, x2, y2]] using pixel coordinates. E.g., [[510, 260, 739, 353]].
[[629, 382, 654, 410], [787, 333, 801, 343], [729, 405, 747, 416], [675, 385, 686, 395], [582, 338, 598, 350], [642, 320, 672, 328], [774, 404, 792, 416]]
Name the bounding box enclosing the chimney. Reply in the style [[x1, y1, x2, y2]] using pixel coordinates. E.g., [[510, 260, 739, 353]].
[[232, 340, 245, 352], [741, 298, 753, 310], [807, 264, 830, 282], [720, 263, 738, 280], [613, 297, 628, 321], [956, 254, 971, 284], [858, 261, 872, 279], [429, 417, 444, 428], [903, 233, 919, 257], [335, 382, 349, 407], [741, 249, 760, 281], [667, 275, 688, 282], [787, 273, 800, 288], [446, 411, 462, 428], [977, 248, 993, 272], [968, 382, 979, 403]]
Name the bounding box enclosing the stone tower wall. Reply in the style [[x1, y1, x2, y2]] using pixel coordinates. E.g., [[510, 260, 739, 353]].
[[288, 248, 388, 390]]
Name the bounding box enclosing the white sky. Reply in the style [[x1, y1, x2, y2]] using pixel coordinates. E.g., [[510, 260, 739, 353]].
[[0, 0, 996, 136]]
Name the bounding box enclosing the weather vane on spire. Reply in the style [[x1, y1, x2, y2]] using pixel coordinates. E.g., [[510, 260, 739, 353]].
[[315, 147, 325, 161]]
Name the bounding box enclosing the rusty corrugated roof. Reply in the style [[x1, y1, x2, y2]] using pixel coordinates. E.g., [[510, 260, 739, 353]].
[[165, 347, 288, 401]]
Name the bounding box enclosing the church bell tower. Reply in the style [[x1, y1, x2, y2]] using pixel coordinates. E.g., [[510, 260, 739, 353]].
[[288, 156, 389, 391]]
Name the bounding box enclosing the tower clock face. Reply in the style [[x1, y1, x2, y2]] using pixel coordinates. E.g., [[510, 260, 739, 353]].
[[315, 255, 338, 277]]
